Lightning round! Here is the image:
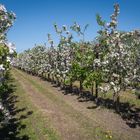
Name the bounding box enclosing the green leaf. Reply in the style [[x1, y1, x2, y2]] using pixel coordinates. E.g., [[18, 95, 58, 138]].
[[96, 14, 106, 26]]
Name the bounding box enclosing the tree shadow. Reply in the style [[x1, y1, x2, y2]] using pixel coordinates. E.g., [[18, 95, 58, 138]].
[[0, 75, 33, 139], [52, 83, 140, 129], [87, 96, 140, 128]]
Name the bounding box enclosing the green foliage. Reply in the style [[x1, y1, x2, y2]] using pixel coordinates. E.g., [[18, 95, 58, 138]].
[[84, 71, 102, 88], [96, 14, 106, 27]]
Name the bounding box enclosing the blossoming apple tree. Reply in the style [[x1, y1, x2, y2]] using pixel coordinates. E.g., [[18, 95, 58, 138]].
[[97, 3, 140, 109], [0, 4, 16, 123]]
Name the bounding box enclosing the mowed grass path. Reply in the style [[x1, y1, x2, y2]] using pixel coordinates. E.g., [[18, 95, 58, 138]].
[[8, 68, 140, 140]]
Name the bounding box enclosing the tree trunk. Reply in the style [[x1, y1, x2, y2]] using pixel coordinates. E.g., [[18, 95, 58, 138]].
[[91, 82, 94, 96], [80, 80, 83, 93], [60, 78, 63, 89], [91, 82, 94, 100], [48, 73, 50, 81], [41, 72, 44, 78], [95, 82, 98, 98], [52, 74, 55, 83], [69, 80, 73, 93], [63, 77, 66, 89], [95, 82, 100, 105], [56, 77, 60, 86], [113, 92, 120, 112]]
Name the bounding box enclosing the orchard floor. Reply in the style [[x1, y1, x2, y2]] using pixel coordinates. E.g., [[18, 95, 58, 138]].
[[3, 68, 140, 140]]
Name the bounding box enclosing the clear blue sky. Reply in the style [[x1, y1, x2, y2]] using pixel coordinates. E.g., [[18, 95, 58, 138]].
[[1, 0, 140, 52]]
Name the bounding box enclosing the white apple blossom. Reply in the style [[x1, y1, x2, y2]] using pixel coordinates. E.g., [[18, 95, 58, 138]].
[[0, 103, 4, 110], [0, 64, 5, 71], [0, 4, 7, 12]]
